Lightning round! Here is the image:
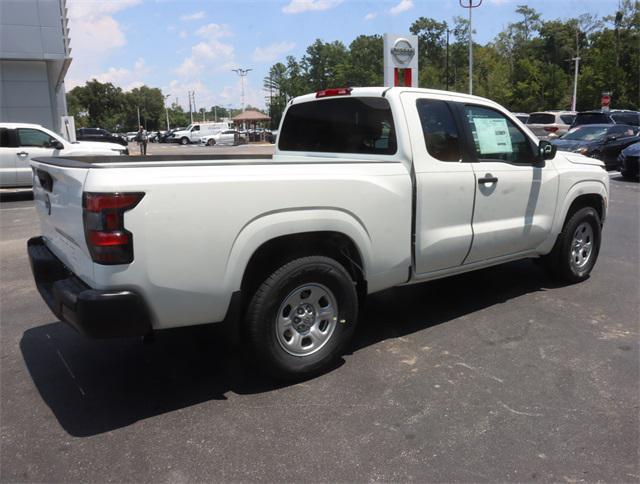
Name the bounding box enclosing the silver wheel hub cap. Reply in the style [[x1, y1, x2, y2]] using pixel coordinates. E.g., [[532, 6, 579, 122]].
[[570, 222, 594, 270], [276, 283, 338, 357]]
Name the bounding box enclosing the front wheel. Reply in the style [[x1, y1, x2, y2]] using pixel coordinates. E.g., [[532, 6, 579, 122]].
[[545, 207, 601, 283], [180, 137, 189, 145], [245, 256, 358, 380], [207, 139, 215, 146]]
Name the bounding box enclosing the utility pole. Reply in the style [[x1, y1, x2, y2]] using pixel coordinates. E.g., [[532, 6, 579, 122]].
[[232, 68, 252, 112], [164, 94, 171, 131], [214, 106, 217, 122], [459, 0, 482, 95], [571, 29, 581, 112], [136, 106, 141, 127]]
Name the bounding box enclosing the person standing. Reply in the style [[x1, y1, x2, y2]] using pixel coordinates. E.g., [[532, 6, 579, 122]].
[[136, 125, 148, 155]]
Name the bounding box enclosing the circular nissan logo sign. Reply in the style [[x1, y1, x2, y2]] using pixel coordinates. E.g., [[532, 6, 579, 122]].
[[391, 38, 415, 65]]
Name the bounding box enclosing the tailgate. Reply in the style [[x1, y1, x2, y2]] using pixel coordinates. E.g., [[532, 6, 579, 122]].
[[31, 160, 94, 284]]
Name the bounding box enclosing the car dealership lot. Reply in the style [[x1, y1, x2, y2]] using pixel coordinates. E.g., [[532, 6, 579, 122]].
[[129, 140, 275, 156], [0, 174, 638, 482]]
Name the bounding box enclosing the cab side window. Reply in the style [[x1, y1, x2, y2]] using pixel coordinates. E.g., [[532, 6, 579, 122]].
[[416, 99, 462, 162], [463, 105, 535, 164], [192, 125, 200, 131], [17, 128, 55, 148]]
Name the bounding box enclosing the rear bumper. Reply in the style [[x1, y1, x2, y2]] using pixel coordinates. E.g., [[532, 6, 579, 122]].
[[27, 236, 152, 338]]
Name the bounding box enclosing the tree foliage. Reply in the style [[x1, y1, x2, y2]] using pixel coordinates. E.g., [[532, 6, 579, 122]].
[[263, 1, 639, 118]]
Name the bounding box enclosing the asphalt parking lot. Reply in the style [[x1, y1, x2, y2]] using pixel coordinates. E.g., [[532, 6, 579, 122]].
[[127, 140, 275, 156], [0, 173, 638, 482]]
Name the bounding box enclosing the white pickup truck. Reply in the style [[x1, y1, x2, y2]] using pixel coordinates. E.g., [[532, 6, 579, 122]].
[[28, 87, 609, 379]]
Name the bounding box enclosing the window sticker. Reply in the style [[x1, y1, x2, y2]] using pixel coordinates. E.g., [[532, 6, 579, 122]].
[[473, 117, 513, 154]]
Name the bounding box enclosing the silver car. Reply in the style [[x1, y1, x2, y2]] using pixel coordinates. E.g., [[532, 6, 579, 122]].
[[527, 111, 577, 140]]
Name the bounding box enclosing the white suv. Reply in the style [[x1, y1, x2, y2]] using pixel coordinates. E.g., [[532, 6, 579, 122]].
[[0, 123, 128, 188], [526, 111, 577, 140]]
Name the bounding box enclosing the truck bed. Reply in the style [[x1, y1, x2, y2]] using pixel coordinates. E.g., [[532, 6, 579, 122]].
[[33, 154, 274, 169]]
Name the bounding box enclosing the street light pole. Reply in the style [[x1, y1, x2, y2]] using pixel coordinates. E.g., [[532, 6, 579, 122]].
[[232, 68, 252, 113], [571, 29, 580, 112], [164, 94, 171, 131], [459, 0, 482, 95]]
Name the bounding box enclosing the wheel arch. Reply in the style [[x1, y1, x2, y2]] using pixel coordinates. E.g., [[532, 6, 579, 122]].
[[223, 209, 372, 299]]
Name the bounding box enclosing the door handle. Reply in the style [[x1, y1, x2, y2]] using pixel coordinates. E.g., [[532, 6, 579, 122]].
[[17, 151, 29, 156], [478, 175, 498, 184]]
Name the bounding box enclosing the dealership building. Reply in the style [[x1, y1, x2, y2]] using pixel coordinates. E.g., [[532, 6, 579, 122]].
[[0, 0, 71, 133]]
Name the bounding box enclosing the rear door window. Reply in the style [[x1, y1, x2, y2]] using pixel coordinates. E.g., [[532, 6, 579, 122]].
[[416, 99, 461, 162], [611, 113, 640, 126], [279, 97, 397, 155], [574, 113, 610, 125], [527, 113, 555, 124], [560, 115, 576, 125]]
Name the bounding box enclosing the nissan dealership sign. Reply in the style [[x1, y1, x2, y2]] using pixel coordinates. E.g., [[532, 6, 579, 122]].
[[384, 34, 419, 87]]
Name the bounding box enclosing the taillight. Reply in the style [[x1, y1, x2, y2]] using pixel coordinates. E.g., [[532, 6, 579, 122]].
[[83, 192, 144, 265], [543, 126, 559, 132], [316, 87, 352, 98]]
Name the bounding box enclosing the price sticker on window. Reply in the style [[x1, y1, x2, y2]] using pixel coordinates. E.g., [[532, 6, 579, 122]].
[[473, 117, 513, 155]]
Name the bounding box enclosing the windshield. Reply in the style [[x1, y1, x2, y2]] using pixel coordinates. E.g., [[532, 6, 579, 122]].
[[561, 126, 609, 141]]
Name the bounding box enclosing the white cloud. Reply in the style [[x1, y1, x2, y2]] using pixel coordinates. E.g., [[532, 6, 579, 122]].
[[196, 23, 233, 40], [66, 0, 142, 88], [173, 23, 235, 79], [90, 58, 150, 91], [252, 42, 296, 62], [364, 12, 377, 20], [179, 30, 188, 39], [389, 0, 414, 15], [180, 11, 205, 21], [282, 0, 343, 14]]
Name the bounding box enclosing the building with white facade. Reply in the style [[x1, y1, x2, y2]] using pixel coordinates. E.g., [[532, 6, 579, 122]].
[[0, 0, 71, 133]]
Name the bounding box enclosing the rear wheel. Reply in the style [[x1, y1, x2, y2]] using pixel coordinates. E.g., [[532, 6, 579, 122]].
[[245, 256, 358, 380], [545, 207, 601, 283], [207, 138, 215, 146], [180, 137, 189, 145]]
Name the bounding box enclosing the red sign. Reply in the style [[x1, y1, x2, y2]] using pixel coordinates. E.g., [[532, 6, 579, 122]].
[[601, 94, 611, 107]]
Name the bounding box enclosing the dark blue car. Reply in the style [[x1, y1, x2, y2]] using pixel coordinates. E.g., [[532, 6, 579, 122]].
[[552, 124, 639, 170], [618, 142, 640, 179]]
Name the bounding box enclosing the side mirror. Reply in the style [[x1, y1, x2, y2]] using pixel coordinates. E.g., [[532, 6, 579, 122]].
[[53, 140, 64, 150], [605, 135, 618, 143], [538, 140, 556, 160]]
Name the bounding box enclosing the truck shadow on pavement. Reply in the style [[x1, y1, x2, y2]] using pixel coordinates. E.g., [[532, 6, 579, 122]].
[[20, 259, 563, 437]]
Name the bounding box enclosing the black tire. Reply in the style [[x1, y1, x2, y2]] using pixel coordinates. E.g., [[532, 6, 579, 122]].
[[245, 256, 358, 380], [180, 137, 189, 145], [621, 169, 637, 180], [207, 139, 215, 146], [545, 206, 601, 283]]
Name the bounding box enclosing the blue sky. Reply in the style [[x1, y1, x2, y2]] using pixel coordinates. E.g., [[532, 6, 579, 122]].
[[66, 0, 621, 110]]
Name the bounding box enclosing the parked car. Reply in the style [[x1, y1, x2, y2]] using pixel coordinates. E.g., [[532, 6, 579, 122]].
[[512, 112, 529, 124], [199, 130, 246, 146], [266, 130, 278, 144], [28, 86, 609, 380], [76, 127, 127, 146], [552, 123, 639, 169], [617, 141, 640, 179], [526, 111, 576, 139], [170, 122, 230, 145], [0, 123, 128, 188], [572, 110, 640, 127], [125, 131, 138, 142]]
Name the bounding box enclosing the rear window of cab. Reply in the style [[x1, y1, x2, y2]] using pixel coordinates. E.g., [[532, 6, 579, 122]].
[[278, 97, 397, 155]]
